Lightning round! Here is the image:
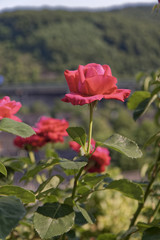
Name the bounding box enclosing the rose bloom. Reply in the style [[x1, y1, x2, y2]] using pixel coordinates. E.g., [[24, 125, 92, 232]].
[[0, 96, 22, 122], [62, 63, 131, 105], [14, 128, 46, 151], [36, 116, 69, 143], [69, 140, 111, 173]]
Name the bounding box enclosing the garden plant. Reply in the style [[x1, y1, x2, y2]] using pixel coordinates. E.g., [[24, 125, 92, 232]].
[[0, 61, 159, 240]]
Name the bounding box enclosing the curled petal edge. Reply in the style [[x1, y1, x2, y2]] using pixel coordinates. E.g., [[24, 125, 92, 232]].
[[61, 89, 131, 106]]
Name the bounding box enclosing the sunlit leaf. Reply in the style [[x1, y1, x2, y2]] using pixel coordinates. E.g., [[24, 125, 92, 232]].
[[0, 185, 36, 203], [0, 118, 35, 137], [59, 158, 87, 170], [127, 91, 151, 110], [0, 162, 7, 176], [105, 179, 144, 201], [97, 134, 142, 158]]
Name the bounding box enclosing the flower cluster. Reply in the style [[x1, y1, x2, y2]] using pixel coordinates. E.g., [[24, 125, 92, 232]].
[[69, 139, 111, 173], [0, 96, 22, 122], [14, 116, 69, 151]]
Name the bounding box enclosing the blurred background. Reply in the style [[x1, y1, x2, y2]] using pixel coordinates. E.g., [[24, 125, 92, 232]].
[[0, 0, 159, 171]]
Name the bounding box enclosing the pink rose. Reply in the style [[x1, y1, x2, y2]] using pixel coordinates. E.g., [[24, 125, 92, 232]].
[[62, 63, 131, 105], [36, 116, 69, 143], [14, 128, 46, 151], [69, 139, 96, 153], [0, 96, 22, 122], [88, 146, 111, 173], [69, 139, 111, 173]]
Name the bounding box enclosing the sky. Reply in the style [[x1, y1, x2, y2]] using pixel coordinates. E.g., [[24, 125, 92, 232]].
[[0, 0, 156, 12]]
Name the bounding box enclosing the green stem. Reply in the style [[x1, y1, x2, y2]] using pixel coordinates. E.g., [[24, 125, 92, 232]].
[[148, 199, 160, 223], [87, 103, 94, 154], [71, 102, 95, 200], [71, 166, 84, 199], [123, 150, 160, 240], [28, 150, 36, 164]]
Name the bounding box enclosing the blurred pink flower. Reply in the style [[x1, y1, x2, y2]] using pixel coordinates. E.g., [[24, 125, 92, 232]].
[[0, 96, 22, 122], [14, 128, 46, 151], [36, 116, 69, 143]]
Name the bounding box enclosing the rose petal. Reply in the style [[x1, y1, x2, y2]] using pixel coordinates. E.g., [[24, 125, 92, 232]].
[[103, 65, 112, 76], [62, 93, 104, 105], [64, 69, 79, 93], [78, 75, 117, 96], [103, 89, 131, 102], [78, 65, 85, 84]]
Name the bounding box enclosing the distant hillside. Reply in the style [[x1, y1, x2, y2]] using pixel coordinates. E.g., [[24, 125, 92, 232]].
[[0, 5, 159, 85]]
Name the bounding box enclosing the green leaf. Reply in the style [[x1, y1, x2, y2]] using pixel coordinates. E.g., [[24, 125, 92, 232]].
[[0, 118, 35, 137], [81, 173, 110, 187], [97, 134, 142, 158], [97, 233, 117, 240], [133, 94, 157, 120], [0, 162, 7, 176], [75, 211, 88, 226], [105, 179, 144, 201], [142, 227, 160, 240], [34, 203, 75, 239], [21, 158, 59, 181], [67, 127, 86, 147], [127, 91, 151, 110], [59, 158, 87, 170], [0, 196, 26, 239], [137, 221, 160, 231], [36, 176, 64, 197], [76, 204, 94, 224], [0, 185, 36, 203], [144, 131, 160, 148], [120, 226, 138, 239]]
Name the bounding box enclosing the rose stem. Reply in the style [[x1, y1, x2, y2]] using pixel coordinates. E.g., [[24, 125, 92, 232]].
[[87, 102, 94, 154], [124, 150, 160, 240], [148, 199, 160, 223], [28, 150, 36, 164], [71, 102, 94, 200]]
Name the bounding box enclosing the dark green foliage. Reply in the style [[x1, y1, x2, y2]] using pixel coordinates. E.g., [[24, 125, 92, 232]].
[[0, 6, 159, 84]]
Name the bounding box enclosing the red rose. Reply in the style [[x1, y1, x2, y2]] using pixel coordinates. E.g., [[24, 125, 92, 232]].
[[70, 139, 96, 153], [0, 96, 22, 122], [36, 116, 69, 143], [62, 63, 131, 105], [14, 128, 46, 151], [69, 139, 111, 173], [88, 146, 111, 173]]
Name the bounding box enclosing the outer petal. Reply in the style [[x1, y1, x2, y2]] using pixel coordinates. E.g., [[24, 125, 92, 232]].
[[78, 65, 85, 84], [79, 75, 117, 96], [10, 115, 22, 122], [103, 89, 131, 102], [64, 69, 79, 93], [6, 102, 22, 114], [102, 65, 112, 76], [62, 93, 104, 105]]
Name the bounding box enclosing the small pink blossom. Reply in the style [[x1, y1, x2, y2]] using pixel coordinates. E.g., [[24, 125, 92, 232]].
[[0, 96, 22, 122]]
